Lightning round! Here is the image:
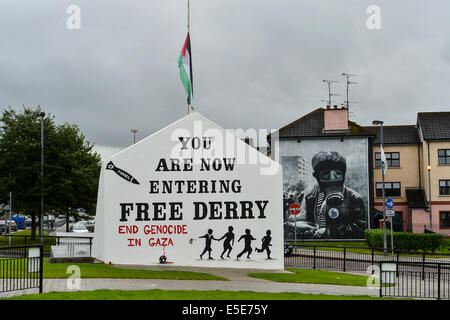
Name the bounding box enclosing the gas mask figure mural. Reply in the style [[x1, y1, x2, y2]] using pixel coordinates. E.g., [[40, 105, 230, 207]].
[[289, 151, 367, 239]]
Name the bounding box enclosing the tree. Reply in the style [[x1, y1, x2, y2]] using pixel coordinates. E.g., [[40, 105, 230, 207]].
[[0, 106, 101, 237]]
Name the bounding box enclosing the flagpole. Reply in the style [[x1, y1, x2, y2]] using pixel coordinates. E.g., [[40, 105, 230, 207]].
[[187, 0, 191, 115], [188, 0, 190, 34]]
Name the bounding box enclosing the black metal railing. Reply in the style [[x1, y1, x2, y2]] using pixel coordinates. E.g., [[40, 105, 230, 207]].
[[0, 245, 43, 293], [285, 244, 450, 300], [285, 244, 450, 274], [0, 235, 93, 258], [379, 261, 450, 300]]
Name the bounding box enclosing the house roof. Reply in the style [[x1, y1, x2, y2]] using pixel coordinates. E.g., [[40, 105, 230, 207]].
[[417, 112, 450, 141], [405, 188, 428, 209], [363, 125, 420, 145], [270, 108, 376, 139]]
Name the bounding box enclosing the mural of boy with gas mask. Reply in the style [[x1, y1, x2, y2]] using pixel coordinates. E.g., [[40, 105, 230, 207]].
[[290, 151, 367, 239]]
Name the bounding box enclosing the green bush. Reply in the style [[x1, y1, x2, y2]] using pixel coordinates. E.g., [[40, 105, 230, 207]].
[[441, 238, 450, 250], [364, 229, 443, 252]]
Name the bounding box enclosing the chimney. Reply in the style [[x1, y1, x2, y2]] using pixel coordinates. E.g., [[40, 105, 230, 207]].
[[324, 107, 349, 131]]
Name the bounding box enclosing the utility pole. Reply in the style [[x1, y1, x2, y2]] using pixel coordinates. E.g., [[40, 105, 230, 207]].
[[428, 165, 432, 231], [40, 111, 45, 244], [9, 192, 12, 246], [373, 120, 387, 255]]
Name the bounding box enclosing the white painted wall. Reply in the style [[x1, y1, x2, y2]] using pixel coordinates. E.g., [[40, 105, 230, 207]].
[[93, 112, 283, 269]]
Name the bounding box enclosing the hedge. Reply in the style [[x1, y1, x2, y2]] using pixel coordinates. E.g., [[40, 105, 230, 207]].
[[365, 229, 443, 252]]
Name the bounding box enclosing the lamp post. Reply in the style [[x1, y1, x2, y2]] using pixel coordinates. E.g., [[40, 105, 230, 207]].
[[428, 165, 432, 231], [131, 129, 138, 144], [40, 111, 45, 243], [373, 120, 387, 255], [9, 192, 12, 246]]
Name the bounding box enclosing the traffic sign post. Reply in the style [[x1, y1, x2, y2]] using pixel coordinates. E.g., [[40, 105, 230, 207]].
[[386, 198, 394, 210], [289, 203, 301, 246], [386, 198, 394, 256], [386, 210, 395, 217]]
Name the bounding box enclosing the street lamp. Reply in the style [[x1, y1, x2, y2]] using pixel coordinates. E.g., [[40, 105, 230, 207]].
[[427, 165, 432, 231], [131, 129, 138, 144], [40, 111, 45, 243], [373, 120, 387, 255]]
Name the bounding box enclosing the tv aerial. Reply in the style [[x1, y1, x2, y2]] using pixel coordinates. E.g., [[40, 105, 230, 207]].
[[322, 80, 340, 107], [342, 73, 358, 110]]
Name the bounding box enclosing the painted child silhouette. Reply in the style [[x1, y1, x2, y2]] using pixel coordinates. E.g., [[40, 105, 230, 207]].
[[199, 229, 217, 260], [237, 229, 256, 260], [218, 226, 235, 259], [256, 230, 273, 259]]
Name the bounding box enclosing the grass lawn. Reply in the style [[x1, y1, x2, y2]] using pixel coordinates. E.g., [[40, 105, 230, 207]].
[[0, 259, 227, 281], [248, 268, 371, 287], [11, 230, 48, 236], [1, 230, 49, 238], [1, 230, 54, 248], [42, 261, 228, 280], [293, 241, 366, 247], [2, 289, 401, 300]]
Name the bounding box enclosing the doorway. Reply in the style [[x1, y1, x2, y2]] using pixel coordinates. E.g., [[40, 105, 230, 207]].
[[392, 211, 403, 232]]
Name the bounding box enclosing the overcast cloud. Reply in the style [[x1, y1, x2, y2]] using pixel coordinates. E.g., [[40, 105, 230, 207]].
[[1, 0, 449, 159]]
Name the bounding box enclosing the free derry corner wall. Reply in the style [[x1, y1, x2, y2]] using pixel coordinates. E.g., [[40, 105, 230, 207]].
[[93, 112, 283, 269]]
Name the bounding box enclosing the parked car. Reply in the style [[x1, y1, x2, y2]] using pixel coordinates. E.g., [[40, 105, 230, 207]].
[[43, 215, 55, 223], [11, 215, 26, 229], [284, 242, 293, 257], [70, 221, 89, 233], [0, 220, 17, 232], [84, 220, 95, 232]]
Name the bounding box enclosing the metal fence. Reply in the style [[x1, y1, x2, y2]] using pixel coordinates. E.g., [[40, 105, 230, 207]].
[[285, 244, 450, 300], [285, 244, 450, 273], [380, 261, 450, 300], [0, 245, 43, 293], [0, 235, 93, 258]]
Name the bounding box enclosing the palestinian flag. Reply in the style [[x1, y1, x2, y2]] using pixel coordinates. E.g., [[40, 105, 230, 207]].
[[178, 32, 194, 110]]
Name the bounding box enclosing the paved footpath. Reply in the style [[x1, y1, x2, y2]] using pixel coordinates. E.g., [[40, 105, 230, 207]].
[[0, 265, 380, 299]]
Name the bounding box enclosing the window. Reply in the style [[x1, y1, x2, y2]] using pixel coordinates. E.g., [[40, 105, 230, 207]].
[[375, 152, 400, 167], [376, 182, 401, 197], [439, 180, 450, 195], [440, 212, 450, 228], [438, 149, 450, 165]]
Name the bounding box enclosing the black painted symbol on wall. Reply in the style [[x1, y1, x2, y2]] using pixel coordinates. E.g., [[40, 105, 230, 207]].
[[106, 161, 140, 185], [237, 229, 256, 260], [218, 226, 235, 259], [256, 229, 272, 259], [199, 229, 218, 260]]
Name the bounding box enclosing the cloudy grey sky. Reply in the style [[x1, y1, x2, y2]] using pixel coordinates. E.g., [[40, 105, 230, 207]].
[[1, 0, 449, 159]]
